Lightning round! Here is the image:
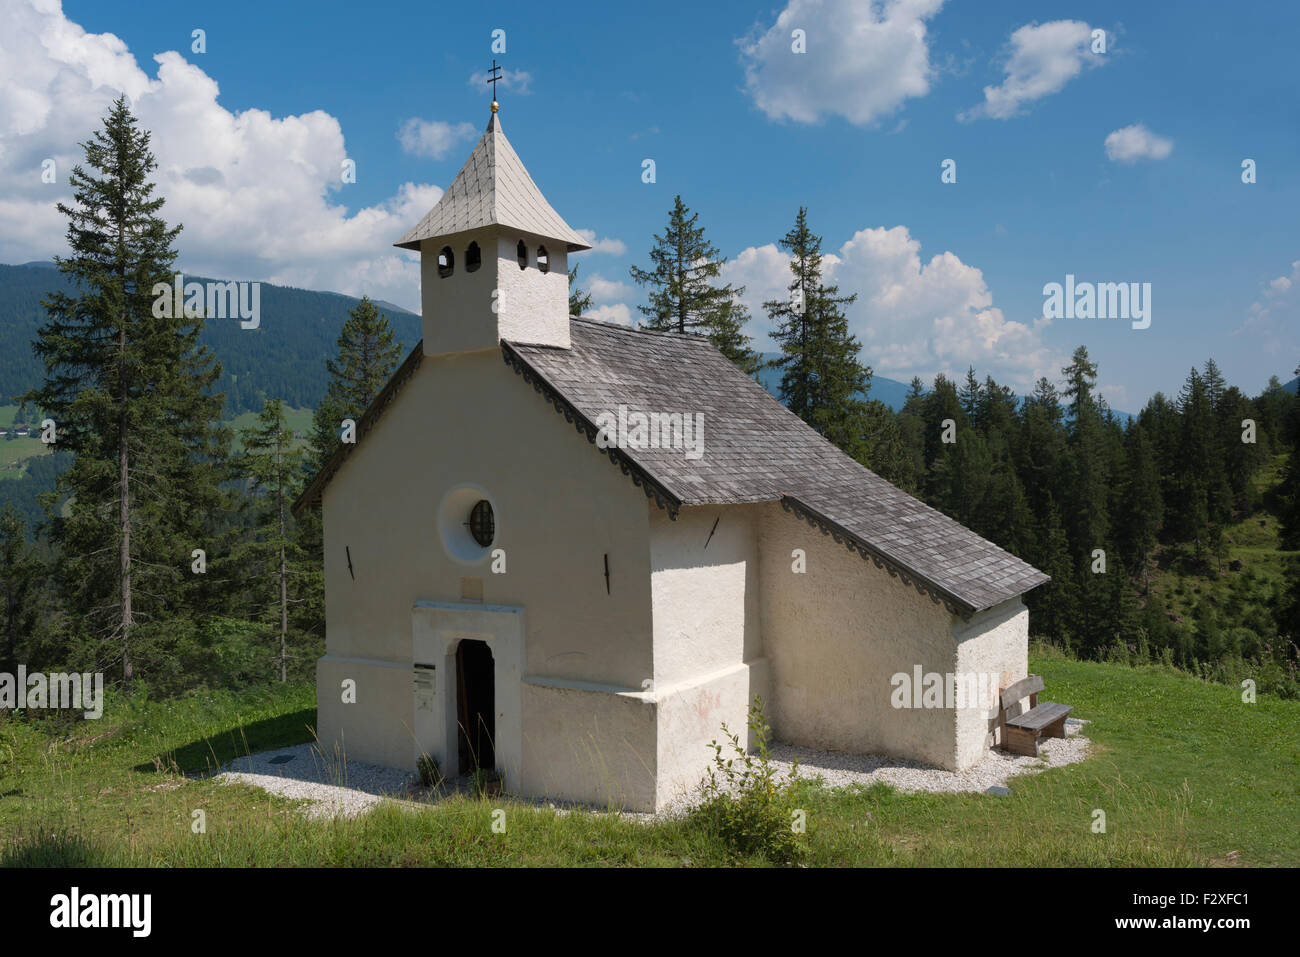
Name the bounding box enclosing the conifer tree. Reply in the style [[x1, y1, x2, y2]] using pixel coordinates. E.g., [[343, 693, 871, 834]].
[[898, 377, 928, 482], [1019, 377, 1067, 525], [958, 366, 982, 428], [764, 208, 870, 452], [706, 298, 762, 375], [308, 296, 402, 473], [629, 195, 758, 371], [25, 97, 227, 686], [568, 263, 593, 317], [919, 374, 965, 499], [1280, 364, 1300, 551], [0, 506, 43, 674], [1119, 422, 1163, 589], [236, 399, 307, 682], [1061, 347, 1110, 565]]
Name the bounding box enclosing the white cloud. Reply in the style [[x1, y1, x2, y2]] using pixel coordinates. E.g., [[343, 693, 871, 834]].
[[0, 0, 440, 311], [586, 273, 636, 304], [739, 0, 945, 126], [469, 67, 533, 96], [397, 118, 476, 159], [721, 243, 794, 320], [582, 303, 633, 326], [722, 226, 1065, 391], [961, 20, 1105, 121], [1237, 260, 1300, 354], [574, 229, 627, 256], [1103, 123, 1174, 163]]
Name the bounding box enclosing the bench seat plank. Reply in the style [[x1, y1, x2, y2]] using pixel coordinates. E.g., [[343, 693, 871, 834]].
[[1006, 701, 1072, 732]]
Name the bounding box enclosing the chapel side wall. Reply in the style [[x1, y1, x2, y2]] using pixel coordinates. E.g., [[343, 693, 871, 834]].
[[757, 501, 962, 769], [953, 598, 1029, 768], [648, 504, 770, 808], [317, 348, 656, 774]]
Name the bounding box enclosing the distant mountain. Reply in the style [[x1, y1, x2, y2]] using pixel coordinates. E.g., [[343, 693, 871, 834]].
[[1284, 377, 1299, 394], [754, 354, 914, 411], [0, 262, 421, 416]]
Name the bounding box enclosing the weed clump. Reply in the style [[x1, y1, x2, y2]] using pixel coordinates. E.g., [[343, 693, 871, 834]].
[[692, 697, 803, 864]]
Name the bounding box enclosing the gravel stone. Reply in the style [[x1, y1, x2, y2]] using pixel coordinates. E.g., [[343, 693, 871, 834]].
[[216, 720, 1090, 821], [214, 744, 416, 820], [766, 718, 1090, 795]]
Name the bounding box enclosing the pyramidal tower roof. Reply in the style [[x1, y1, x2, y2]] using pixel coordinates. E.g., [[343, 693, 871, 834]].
[[395, 112, 591, 252]]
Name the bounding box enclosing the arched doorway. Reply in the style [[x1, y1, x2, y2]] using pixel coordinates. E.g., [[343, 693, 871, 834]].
[[455, 639, 495, 774]]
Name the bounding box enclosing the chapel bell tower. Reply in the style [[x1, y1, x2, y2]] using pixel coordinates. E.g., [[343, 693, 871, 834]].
[[394, 90, 591, 355]]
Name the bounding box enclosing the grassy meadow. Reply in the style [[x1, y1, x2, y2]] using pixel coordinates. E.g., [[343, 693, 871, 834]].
[[1, 652, 1296, 867]]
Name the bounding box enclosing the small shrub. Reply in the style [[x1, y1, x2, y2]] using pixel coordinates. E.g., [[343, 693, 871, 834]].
[[692, 697, 803, 864]]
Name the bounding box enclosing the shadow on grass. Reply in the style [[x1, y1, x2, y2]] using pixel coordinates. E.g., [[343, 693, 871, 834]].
[[2, 827, 104, 867], [132, 707, 317, 776]]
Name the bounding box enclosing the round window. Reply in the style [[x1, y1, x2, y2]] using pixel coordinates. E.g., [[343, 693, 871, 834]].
[[468, 499, 495, 547]]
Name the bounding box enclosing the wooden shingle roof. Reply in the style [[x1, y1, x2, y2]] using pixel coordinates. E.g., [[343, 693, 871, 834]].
[[504, 318, 1049, 617], [394, 113, 590, 253]]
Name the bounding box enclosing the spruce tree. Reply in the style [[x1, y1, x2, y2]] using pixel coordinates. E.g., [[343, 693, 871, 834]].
[[236, 399, 308, 682], [25, 96, 227, 686], [1061, 347, 1110, 565], [764, 208, 870, 452], [1119, 422, 1163, 589], [308, 296, 402, 473], [706, 298, 762, 375], [958, 366, 982, 428], [0, 505, 43, 674], [1280, 364, 1300, 550], [629, 195, 758, 370], [898, 377, 928, 482], [568, 263, 593, 317]]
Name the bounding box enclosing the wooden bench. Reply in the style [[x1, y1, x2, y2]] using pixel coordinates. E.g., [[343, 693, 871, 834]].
[[998, 674, 1072, 758]]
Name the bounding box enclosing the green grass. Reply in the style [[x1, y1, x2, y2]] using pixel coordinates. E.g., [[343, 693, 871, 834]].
[[2, 657, 1297, 867], [1147, 453, 1298, 624], [0, 437, 47, 479], [226, 406, 313, 455]]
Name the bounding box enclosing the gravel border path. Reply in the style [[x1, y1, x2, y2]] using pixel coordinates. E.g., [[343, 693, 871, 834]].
[[214, 744, 415, 819], [766, 717, 1090, 795], [215, 719, 1090, 820]]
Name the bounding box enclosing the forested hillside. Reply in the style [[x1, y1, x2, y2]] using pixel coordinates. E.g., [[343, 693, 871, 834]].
[[0, 262, 420, 416], [882, 354, 1300, 696]]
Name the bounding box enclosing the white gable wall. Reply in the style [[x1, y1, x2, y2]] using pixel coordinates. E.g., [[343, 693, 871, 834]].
[[317, 348, 659, 806]]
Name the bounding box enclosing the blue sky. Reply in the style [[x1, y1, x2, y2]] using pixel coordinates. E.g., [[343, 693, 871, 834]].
[[4, 0, 1298, 409]]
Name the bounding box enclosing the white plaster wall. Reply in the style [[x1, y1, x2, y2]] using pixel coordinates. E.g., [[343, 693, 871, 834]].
[[519, 679, 657, 811], [419, 229, 571, 355], [654, 660, 770, 810], [494, 234, 570, 347], [318, 348, 656, 786], [421, 228, 500, 355], [757, 501, 964, 769], [952, 598, 1029, 767], [649, 505, 761, 687], [647, 504, 770, 807], [316, 655, 418, 770]]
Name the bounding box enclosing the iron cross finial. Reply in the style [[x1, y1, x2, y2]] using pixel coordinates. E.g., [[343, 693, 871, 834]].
[[487, 59, 503, 103]]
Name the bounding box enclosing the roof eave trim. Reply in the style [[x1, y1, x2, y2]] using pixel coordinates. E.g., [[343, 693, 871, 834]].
[[500, 341, 683, 519], [394, 226, 592, 253], [780, 494, 981, 619]]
